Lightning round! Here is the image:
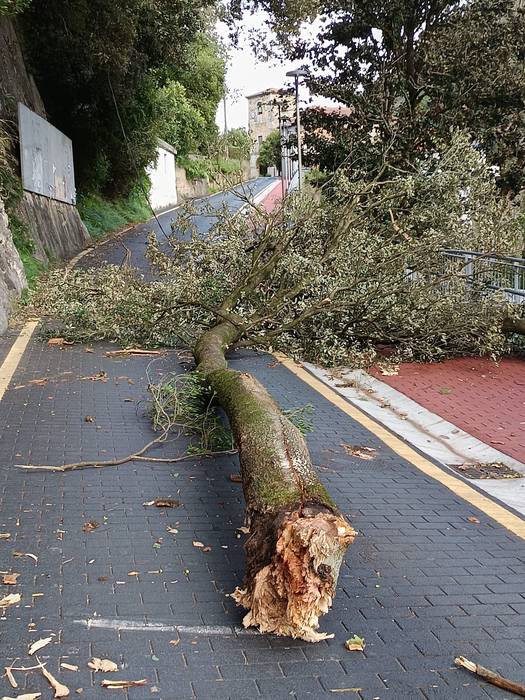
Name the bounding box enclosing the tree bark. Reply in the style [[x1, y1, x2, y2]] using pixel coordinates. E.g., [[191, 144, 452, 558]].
[[194, 321, 356, 641]]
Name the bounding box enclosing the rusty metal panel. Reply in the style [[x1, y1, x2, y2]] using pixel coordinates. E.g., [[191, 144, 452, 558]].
[[18, 102, 76, 204]]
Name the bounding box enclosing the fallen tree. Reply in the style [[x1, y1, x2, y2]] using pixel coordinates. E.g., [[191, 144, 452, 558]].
[[194, 321, 356, 639], [23, 133, 524, 640]]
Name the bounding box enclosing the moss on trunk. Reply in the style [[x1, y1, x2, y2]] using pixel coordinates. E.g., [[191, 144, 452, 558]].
[[194, 322, 356, 641]]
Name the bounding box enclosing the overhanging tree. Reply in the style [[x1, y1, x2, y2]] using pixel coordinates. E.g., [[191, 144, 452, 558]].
[[19, 0, 223, 194], [230, 0, 525, 193]]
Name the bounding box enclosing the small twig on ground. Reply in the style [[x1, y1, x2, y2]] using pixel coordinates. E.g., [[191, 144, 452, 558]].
[[16, 432, 236, 472], [455, 656, 525, 697]]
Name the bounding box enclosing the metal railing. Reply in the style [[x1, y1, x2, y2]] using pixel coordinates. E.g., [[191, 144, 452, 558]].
[[442, 249, 525, 304]]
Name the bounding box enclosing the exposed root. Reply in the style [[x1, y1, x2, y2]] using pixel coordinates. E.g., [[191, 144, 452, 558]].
[[232, 510, 356, 641]]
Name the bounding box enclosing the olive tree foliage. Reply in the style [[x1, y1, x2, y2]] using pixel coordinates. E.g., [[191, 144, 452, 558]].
[[26, 134, 521, 365]]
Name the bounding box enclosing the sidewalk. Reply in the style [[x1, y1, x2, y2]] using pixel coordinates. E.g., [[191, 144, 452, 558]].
[[369, 356, 525, 464]]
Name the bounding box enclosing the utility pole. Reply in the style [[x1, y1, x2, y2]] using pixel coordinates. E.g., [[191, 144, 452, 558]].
[[286, 68, 308, 190], [223, 90, 229, 159]]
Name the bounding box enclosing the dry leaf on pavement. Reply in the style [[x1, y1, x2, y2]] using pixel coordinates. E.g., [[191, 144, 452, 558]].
[[154, 499, 179, 508], [13, 552, 38, 564], [82, 521, 99, 533], [40, 665, 69, 698], [0, 533, 11, 539], [2, 573, 19, 585], [88, 658, 118, 673], [379, 365, 399, 376], [80, 371, 107, 382], [5, 665, 17, 688], [228, 474, 242, 483], [28, 637, 53, 655], [341, 444, 377, 461], [60, 664, 78, 672], [84, 416, 95, 423], [47, 338, 73, 346], [344, 635, 365, 651], [100, 679, 147, 689], [0, 593, 21, 608], [169, 640, 180, 646], [468, 516, 480, 524]]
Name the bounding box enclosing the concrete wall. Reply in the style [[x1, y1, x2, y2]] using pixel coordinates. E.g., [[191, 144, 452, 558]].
[[175, 166, 209, 200], [175, 161, 251, 201], [17, 191, 90, 262], [147, 144, 177, 212], [0, 18, 90, 266]]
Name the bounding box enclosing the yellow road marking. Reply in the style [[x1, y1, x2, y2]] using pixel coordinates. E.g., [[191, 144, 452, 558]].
[[0, 321, 38, 401], [275, 352, 525, 540]]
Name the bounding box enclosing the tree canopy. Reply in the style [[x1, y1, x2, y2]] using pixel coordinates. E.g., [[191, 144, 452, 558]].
[[258, 130, 281, 173], [19, 0, 225, 194], [230, 0, 525, 193]]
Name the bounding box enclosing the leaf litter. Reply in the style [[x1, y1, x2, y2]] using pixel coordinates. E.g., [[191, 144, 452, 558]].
[[341, 443, 377, 461], [28, 637, 53, 655], [100, 680, 147, 689], [345, 635, 365, 651], [0, 593, 21, 608], [88, 658, 118, 673]]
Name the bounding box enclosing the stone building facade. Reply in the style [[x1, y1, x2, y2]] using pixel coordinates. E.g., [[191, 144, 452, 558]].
[[246, 88, 294, 178]]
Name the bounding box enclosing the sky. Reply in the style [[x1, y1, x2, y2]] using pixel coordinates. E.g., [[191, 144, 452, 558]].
[[215, 29, 303, 131]]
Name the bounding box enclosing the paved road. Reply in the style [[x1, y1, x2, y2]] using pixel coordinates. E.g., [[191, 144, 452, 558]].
[[79, 177, 277, 273], [0, 191, 524, 699]]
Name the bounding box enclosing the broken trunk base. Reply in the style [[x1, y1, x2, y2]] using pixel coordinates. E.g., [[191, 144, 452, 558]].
[[232, 509, 356, 642]]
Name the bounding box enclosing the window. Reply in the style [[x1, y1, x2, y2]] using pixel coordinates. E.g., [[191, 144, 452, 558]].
[[257, 102, 263, 115]]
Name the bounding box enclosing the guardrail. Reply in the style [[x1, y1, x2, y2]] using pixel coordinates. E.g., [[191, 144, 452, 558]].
[[442, 249, 525, 304]]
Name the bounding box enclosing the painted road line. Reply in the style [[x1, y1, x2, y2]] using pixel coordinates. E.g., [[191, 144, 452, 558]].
[[275, 352, 525, 540], [0, 321, 39, 401]]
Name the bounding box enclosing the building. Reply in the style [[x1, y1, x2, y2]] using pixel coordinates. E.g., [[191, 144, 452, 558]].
[[146, 139, 177, 212], [246, 88, 294, 178]]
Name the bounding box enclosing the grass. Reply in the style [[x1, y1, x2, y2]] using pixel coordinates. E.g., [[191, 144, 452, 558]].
[[78, 186, 151, 240], [178, 155, 243, 181]]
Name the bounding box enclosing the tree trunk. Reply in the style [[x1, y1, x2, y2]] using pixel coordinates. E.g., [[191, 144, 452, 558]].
[[194, 321, 356, 641]]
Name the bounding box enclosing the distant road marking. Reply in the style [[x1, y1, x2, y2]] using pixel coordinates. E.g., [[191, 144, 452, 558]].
[[76, 618, 256, 636], [0, 321, 38, 401], [275, 353, 525, 541]]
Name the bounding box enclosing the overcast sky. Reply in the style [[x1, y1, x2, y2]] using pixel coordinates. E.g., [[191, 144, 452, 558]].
[[215, 17, 335, 132]]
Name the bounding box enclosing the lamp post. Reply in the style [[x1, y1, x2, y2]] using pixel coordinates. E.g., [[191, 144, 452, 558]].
[[285, 67, 308, 190], [272, 98, 286, 199]]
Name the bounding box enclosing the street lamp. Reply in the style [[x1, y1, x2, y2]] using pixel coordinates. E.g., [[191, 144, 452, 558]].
[[285, 67, 308, 190]]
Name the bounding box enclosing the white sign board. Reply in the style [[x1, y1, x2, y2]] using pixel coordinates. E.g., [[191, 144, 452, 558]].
[[18, 103, 76, 205]]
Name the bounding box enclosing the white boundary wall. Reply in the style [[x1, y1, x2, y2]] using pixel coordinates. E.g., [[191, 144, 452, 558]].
[[147, 140, 177, 211]]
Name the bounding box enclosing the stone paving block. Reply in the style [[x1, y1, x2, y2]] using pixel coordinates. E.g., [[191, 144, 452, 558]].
[[0, 327, 523, 699]]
